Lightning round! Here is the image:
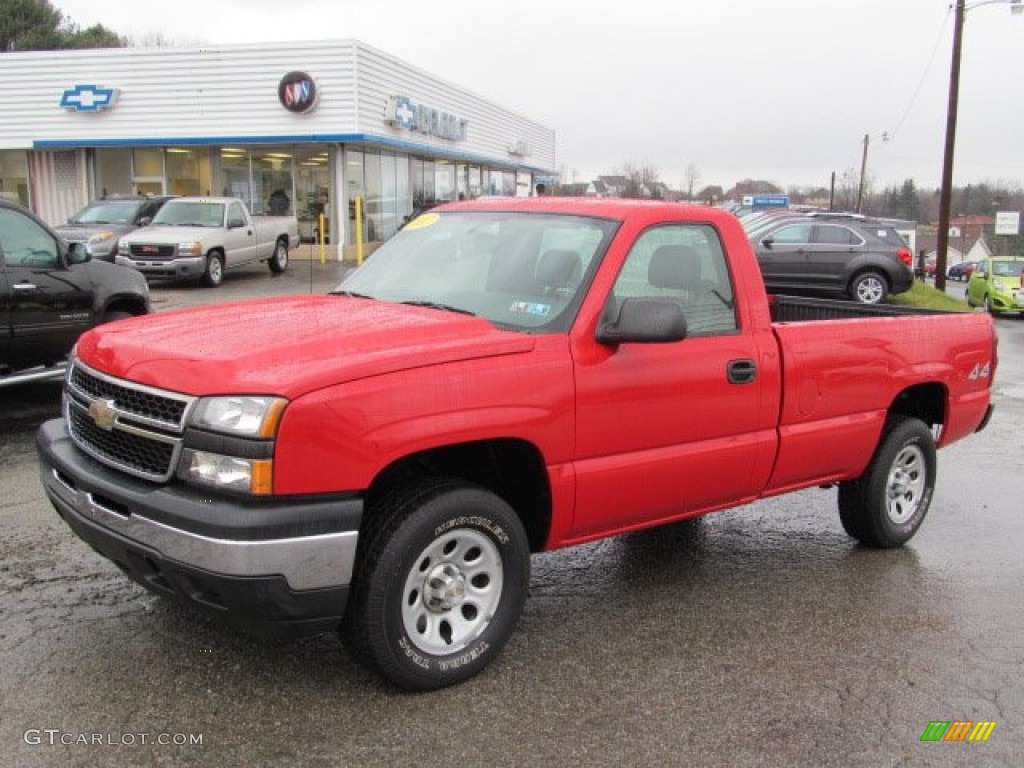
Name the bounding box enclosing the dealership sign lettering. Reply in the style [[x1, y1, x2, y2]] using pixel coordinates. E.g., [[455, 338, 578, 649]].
[[385, 95, 467, 141]]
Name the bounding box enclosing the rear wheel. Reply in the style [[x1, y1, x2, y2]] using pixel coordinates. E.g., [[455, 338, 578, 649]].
[[838, 416, 936, 548], [203, 252, 224, 287], [268, 238, 288, 274], [849, 271, 888, 304], [342, 478, 530, 691]]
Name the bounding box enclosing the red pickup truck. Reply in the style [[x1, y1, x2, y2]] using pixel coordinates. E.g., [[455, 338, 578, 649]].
[[37, 198, 995, 690]]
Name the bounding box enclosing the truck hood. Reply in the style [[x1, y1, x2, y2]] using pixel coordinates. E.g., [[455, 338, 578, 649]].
[[75, 295, 536, 398], [119, 225, 213, 244], [55, 223, 136, 243]]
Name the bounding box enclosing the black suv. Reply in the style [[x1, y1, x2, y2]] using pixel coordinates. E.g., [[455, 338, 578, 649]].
[[1, 200, 150, 381], [747, 214, 914, 304], [55, 196, 174, 262]]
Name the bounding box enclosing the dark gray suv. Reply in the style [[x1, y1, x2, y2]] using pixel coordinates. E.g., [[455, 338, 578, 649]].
[[55, 196, 174, 262], [747, 214, 914, 304]]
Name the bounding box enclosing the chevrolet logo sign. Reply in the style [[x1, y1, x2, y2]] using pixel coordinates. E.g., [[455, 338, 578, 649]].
[[59, 84, 119, 112], [88, 399, 118, 431]]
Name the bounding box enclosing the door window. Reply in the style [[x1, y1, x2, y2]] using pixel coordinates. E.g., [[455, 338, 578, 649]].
[[0, 208, 59, 267], [814, 225, 863, 245], [611, 224, 737, 336], [766, 223, 812, 244]]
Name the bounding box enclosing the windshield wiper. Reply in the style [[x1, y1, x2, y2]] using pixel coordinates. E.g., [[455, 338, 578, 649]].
[[331, 290, 375, 299], [400, 300, 476, 316]]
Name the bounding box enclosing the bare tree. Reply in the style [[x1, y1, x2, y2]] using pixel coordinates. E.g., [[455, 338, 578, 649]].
[[685, 163, 701, 201]]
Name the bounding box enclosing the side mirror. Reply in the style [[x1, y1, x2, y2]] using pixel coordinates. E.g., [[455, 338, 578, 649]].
[[597, 297, 688, 345], [228, 218, 246, 229], [761, 237, 774, 249], [138, 216, 153, 226], [67, 242, 91, 265]]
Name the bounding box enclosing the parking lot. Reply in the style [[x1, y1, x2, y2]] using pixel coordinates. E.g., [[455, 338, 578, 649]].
[[2, 267, 1023, 767]]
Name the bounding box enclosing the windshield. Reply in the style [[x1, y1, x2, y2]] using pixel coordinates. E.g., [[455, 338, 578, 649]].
[[991, 260, 1024, 277], [153, 202, 225, 227], [71, 200, 142, 225], [334, 210, 619, 333]]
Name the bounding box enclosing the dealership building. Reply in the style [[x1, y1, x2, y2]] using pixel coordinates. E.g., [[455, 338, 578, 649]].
[[0, 39, 556, 256]]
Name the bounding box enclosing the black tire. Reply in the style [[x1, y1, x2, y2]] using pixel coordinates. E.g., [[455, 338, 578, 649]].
[[203, 252, 224, 287], [342, 478, 530, 691], [268, 238, 288, 274], [983, 295, 1000, 316], [837, 416, 936, 548], [849, 271, 888, 304]]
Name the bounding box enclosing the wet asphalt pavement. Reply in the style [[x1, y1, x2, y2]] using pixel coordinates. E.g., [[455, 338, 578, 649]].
[[2, 266, 1022, 767]]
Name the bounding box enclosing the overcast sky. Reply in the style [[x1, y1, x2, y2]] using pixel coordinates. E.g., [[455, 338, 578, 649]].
[[55, 0, 1023, 192]]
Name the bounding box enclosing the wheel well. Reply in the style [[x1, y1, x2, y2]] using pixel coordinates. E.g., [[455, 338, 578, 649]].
[[103, 297, 147, 317], [850, 267, 890, 290], [366, 439, 551, 552], [889, 383, 945, 430], [207, 247, 225, 258]]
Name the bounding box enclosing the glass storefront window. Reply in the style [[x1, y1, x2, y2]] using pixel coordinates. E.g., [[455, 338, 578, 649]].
[[132, 148, 164, 195], [95, 149, 132, 197], [396, 157, 411, 227], [166, 147, 212, 197], [295, 146, 330, 244], [381, 153, 398, 241], [345, 148, 364, 247], [501, 171, 516, 197], [251, 148, 294, 215], [219, 148, 250, 206], [435, 160, 455, 203], [0, 150, 30, 207], [364, 150, 382, 243]]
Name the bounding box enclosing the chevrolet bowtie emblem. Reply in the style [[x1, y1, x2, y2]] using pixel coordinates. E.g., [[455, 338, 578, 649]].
[[88, 399, 118, 431]]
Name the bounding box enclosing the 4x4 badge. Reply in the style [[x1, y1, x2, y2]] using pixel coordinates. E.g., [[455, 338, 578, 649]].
[[88, 399, 118, 431]]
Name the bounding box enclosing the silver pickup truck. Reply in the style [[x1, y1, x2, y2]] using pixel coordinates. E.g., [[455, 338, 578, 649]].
[[116, 196, 299, 286]]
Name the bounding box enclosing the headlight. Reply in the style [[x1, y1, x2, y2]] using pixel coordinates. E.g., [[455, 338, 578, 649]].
[[181, 396, 287, 495], [180, 450, 273, 495], [178, 241, 202, 257], [190, 396, 287, 437], [88, 231, 116, 245], [118, 241, 130, 255]]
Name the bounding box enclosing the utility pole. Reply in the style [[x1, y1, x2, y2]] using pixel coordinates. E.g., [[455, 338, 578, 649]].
[[935, 0, 965, 293], [856, 134, 869, 214]]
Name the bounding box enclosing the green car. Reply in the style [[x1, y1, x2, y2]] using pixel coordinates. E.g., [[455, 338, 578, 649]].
[[966, 256, 1024, 315]]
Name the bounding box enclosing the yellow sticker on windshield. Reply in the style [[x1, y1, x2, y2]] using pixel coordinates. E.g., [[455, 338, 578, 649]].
[[404, 212, 440, 231]]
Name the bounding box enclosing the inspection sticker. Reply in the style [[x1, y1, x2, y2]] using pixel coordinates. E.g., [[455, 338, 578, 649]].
[[509, 301, 551, 317], [404, 212, 440, 230]]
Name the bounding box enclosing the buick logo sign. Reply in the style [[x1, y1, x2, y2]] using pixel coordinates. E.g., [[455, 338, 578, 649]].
[[278, 71, 318, 113]]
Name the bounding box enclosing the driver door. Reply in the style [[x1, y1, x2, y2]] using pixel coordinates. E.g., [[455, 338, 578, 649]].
[[0, 207, 93, 368]]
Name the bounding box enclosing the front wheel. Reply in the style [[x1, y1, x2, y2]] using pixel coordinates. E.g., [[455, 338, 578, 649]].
[[342, 479, 530, 691], [849, 271, 888, 304], [203, 252, 224, 287], [837, 416, 936, 548], [268, 238, 288, 274]]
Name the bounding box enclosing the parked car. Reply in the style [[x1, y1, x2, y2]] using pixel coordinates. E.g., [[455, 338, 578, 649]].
[[116, 196, 300, 286], [947, 260, 978, 282], [54, 196, 174, 262], [1, 199, 150, 382], [965, 256, 1024, 315], [749, 216, 914, 304], [38, 198, 995, 690]]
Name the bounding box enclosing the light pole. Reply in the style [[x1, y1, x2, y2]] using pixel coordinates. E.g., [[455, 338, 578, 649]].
[[935, 0, 1022, 292]]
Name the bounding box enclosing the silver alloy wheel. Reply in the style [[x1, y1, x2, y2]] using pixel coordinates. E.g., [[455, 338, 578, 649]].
[[206, 254, 223, 285], [885, 444, 927, 525], [401, 527, 503, 655], [855, 274, 885, 304]]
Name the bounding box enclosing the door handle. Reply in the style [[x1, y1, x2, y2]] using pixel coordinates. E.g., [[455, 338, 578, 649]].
[[727, 359, 757, 384], [13, 282, 38, 291]]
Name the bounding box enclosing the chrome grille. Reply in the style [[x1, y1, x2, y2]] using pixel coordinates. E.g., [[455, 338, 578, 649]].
[[129, 243, 175, 260], [65, 360, 196, 482]]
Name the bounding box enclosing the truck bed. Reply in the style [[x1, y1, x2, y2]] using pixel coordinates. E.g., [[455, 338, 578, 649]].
[[768, 294, 955, 322]]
